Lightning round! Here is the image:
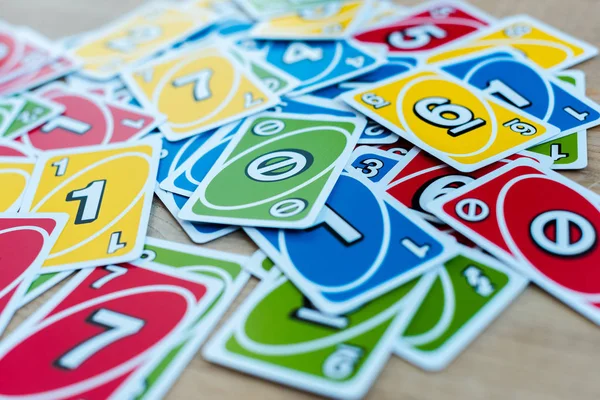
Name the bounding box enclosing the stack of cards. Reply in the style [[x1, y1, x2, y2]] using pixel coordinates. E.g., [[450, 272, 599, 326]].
[[0, 0, 599, 398]]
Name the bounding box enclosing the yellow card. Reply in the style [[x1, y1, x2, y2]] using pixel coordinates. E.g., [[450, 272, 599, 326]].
[[0, 159, 34, 212], [250, 0, 371, 40], [20, 139, 161, 272], [341, 68, 559, 172], [71, 3, 216, 80], [122, 42, 280, 141], [427, 15, 598, 71]]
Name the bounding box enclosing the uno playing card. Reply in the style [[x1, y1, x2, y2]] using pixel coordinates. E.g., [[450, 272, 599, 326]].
[[236, 38, 386, 97], [0, 262, 221, 399], [203, 273, 435, 399], [155, 132, 238, 243], [250, 1, 372, 40], [353, 0, 494, 57], [0, 98, 24, 136], [179, 112, 366, 229], [0, 159, 35, 212], [20, 138, 162, 273], [1, 94, 65, 140], [342, 66, 559, 172], [439, 48, 600, 141], [245, 168, 457, 314], [529, 70, 588, 169], [122, 42, 279, 141], [0, 214, 67, 335], [118, 238, 249, 399], [428, 159, 600, 325], [23, 83, 163, 152], [69, 2, 217, 80], [395, 247, 527, 371], [0, 139, 36, 158], [427, 15, 598, 71]]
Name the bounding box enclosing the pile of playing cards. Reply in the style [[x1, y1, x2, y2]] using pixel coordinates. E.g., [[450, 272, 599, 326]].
[[0, 0, 599, 398]]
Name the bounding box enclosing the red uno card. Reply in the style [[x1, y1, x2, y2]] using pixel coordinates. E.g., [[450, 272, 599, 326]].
[[353, 0, 494, 57], [0, 213, 67, 335], [0, 56, 80, 97], [23, 83, 164, 152], [0, 262, 222, 399], [428, 159, 600, 325]]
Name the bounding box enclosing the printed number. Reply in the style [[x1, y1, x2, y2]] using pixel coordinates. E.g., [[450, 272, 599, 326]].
[[401, 238, 430, 258], [283, 42, 323, 64], [363, 123, 387, 137], [172, 69, 213, 102], [388, 24, 447, 50], [246, 150, 313, 182], [563, 106, 589, 121], [92, 265, 128, 289], [244, 92, 264, 108], [106, 25, 162, 53], [66, 180, 107, 225], [430, 6, 455, 18], [293, 298, 348, 329], [414, 97, 486, 137], [121, 118, 146, 129], [362, 93, 391, 109], [503, 118, 537, 136], [355, 158, 384, 178], [312, 207, 363, 245], [42, 116, 91, 136], [52, 157, 69, 177], [484, 79, 531, 108], [108, 231, 127, 254], [345, 56, 365, 68], [55, 309, 144, 370], [322, 345, 363, 380], [18, 107, 46, 125], [462, 266, 495, 297], [549, 144, 568, 161]]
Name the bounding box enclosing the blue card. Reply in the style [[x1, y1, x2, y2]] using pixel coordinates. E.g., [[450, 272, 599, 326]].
[[349, 147, 403, 184], [155, 133, 237, 243], [245, 169, 457, 314], [160, 96, 361, 196], [440, 48, 600, 140], [236, 38, 386, 96]]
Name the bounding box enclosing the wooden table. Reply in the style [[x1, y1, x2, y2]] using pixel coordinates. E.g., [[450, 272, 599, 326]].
[[2, 1, 599, 399]]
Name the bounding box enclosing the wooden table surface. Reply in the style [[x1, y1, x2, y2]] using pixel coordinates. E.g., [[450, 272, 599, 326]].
[[2, 0, 599, 399]]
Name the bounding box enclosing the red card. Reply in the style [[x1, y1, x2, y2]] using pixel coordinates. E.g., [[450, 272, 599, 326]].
[[0, 263, 221, 399], [0, 26, 56, 85], [429, 159, 600, 325], [0, 214, 66, 335], [0, 56, 79, 97], [24, 83, 163, 152], [0, 139, 35, 157], [353, 1, 493, 56]]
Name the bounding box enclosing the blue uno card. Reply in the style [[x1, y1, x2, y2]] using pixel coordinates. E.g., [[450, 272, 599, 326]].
[[235, 38, 386, 97], [440, 48, 600, 140], [161, 96, 361, 196], [245, 169, 456, 315], [156, 133, 238, 243], [349, 147, 403, 184]]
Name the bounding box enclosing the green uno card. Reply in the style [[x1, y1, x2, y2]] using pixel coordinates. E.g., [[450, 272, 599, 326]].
[[236, 0, 345, 19], [395, 247, 528, 371], [179, 112, 365, 229], [0, 98, 25, 138], [229, 47, 300, 96], [117, 237, 251, 400], [20, 271, 73, 307], [203, 273, 436, 399], [528, 70, 588, 170], [1, 94, 65, 140]]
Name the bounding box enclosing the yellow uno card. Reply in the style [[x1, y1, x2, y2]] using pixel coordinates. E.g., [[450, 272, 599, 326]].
[[0, 159, 34, 212], [71, 3, 217, 80], [427, 15, 598, 71], [122, 43, 280, 141], [20, 139, 161, 272], [250, 0, 372, 40], [341, 67, 559, 172]]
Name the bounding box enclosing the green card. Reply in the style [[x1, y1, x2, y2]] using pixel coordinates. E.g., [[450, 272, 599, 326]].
[[1, 94, 65, 140], [395, 247, 528, 371], [179, 112, 365, 229], [0, 98, 25, 138], [237, 0, 345, 19], [203, 273, 435, 398], [528, 70, 588, 170], [122, 238, 250, 400]]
